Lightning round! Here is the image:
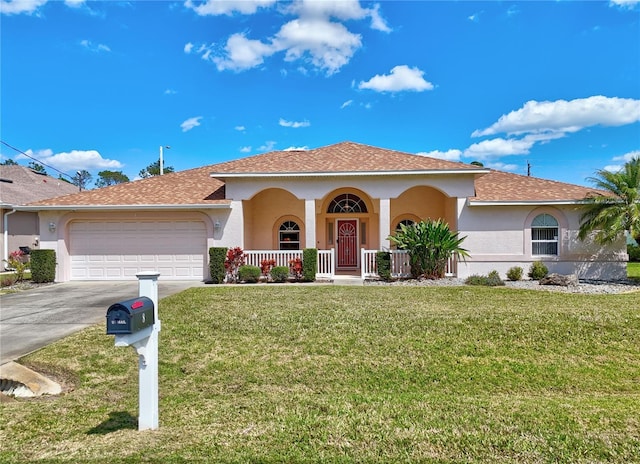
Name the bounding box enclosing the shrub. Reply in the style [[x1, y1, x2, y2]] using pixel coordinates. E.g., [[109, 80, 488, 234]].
[[3, 250, 28, 282], [224, 247, 246, 283], [628, 244, 640, 262], [302, 248, 317, 282], [376, 251, 392, 281], [289, 257, 303, 281], [464, 270, 505, 287], [30, 249, 56, 283], [209, 247, 227, 284], [270, 266, 289, 283], [506, 266, 523, 281], [238, 265, 261, 283], [260, 259, 276, 277], [528, 261, 549, 280]]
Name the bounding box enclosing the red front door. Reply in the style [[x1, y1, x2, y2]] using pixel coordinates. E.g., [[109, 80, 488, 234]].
[[337, 220, 358, 268]]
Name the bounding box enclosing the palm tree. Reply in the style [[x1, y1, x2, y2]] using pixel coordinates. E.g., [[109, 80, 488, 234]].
[[578, 156, 640, 244]]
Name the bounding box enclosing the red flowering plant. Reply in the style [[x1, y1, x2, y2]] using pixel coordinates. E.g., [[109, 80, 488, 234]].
[[4, 250, 28, 282], [260, 259, 276, 279], [224, 247, 246, 283], [288, 257, 303, 281]]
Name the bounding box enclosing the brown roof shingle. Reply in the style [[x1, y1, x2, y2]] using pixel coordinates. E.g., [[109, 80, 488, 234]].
[[0, 165, 79, 206]]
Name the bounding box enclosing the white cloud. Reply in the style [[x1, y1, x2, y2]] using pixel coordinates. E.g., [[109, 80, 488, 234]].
[[259, 141, 277, 151], [235, 125, 246, 131], [1, 0, 47, 15], [463, 137, 535, 160], [417, 149, 462, 161], [472, 96, 640, 137], [613, 150, 640, 162], [486, 161, 518, 172], [164, 89, 177, 95], [185, 0, 276, 16], [240, 146, 251, 153], [187, 0, 389, 75], [468, 12, 480, 22], [212, 33, 276, 71], [279, 118, 310, 128], [64, 0, 84, 7], [274, 18, 362, 75], [18, 148, 123, 171], [284, 145, 309, 151], [341, 100, 353, 109], [610, 0, 639, 9], [180, 116, 202, 132], [358, 65, 434, 93], [80, 39, 111, 53]]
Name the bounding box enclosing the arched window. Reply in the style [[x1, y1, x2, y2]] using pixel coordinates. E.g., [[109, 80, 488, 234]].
[[396, 219, 415, 231], [328, 193, 367, 214], [531, 214, 558, 255], [279, 221, 300, 250]]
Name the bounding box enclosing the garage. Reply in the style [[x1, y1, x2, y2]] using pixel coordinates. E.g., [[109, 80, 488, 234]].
[[69, 220, 207, 280]]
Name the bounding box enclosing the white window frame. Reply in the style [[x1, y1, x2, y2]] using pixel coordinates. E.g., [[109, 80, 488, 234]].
[[531, 214, 559, 256]]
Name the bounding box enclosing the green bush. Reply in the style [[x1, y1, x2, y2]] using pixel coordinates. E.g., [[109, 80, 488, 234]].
[[528, 261, 548, 280], [270, 266, 289, 283], [30, 249, 56, 283], [238, 265, 261, 283], [376, 251, 392, 281], [209, 247, 227, 284], [628, 244, 640, 262], [465, 270, 505, 287], [506, 266, 523, 281], [302, 248, 317, 282]]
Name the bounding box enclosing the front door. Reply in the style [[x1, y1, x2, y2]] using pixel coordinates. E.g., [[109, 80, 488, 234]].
[[337, 219, 358, 269]]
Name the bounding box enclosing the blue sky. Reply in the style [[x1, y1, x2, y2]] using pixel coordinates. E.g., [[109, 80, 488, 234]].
[[1, 0, 639, 188]]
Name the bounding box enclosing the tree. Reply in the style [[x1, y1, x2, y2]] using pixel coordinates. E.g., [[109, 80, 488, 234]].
[[0, 159, 18, 165], [139, 158, 174, 178], [578, 156, 640, 244], [58, 174, 72, 184], [95, 170, 130, 188], [72, 170, 93, 191], [28, 161, 47, 174], [388, 219, 469, 279], [470, 161, 484, 167]]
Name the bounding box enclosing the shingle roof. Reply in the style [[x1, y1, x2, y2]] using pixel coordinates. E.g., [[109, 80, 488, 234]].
[[0, 165, 79, 206], [28, 165, 227, 207], [24, 141, 600, 208], [210, 141, 480, 174], [472, 170, 601, 202]]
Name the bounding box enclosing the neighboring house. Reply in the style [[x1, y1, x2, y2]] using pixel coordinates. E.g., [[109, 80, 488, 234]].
[[1, 165, 79, 267], [20, 142, 627, 282]]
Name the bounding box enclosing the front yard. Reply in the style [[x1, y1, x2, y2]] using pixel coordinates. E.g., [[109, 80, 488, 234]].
[[1, 285, 639, 463]]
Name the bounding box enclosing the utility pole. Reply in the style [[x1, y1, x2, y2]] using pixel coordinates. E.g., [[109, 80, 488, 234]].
[[159, 146, 170, 175], [527, 161, 531, 177]]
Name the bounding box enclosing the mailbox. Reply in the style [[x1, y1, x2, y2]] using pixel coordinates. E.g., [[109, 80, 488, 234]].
[[106, 297, 155, 335]]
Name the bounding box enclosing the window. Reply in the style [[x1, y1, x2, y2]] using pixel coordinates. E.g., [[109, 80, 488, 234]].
[[396, 219, 415, 231], [279, 221, 300, 250], [531, 214, 558, 255], [328, 193, 367, 213]]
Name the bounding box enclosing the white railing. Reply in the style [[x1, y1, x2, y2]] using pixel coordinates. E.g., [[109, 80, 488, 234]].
[[244, 249, 335, 279], [361, 249, 456, 279]]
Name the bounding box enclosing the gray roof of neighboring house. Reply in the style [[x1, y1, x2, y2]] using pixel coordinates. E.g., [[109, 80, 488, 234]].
[[0, 165, 79, 207]]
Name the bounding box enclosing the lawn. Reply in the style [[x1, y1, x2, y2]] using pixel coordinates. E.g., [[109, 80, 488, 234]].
[[1, 286, 639, 463], [629, 262, 640, 279]]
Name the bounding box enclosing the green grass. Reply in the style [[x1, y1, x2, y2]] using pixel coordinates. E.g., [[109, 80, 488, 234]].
[[629, 261, 640, 279], [1, 286, 639, 463]]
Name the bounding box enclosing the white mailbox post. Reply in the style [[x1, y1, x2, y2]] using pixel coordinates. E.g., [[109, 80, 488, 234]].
[[107, 272, 161, 431]]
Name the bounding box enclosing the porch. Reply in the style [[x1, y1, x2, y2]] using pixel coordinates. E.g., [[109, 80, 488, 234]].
[[243, 249, 457, 280]]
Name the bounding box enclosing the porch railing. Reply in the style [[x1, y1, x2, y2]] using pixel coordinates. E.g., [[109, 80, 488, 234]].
[[243, 249, 335, 279], [361, 249, 456, 279]]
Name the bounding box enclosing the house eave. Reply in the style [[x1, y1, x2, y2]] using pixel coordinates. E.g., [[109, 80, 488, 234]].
[[468, 199, 587, 206], [15, 203, 231, 212], [211, 169, 489, 180]]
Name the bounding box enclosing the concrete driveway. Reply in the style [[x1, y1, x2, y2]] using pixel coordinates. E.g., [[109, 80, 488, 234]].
[[0, 281, 202, 365]]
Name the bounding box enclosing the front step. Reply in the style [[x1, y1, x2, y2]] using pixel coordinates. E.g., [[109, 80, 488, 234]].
[[332, 276, 364, 286]]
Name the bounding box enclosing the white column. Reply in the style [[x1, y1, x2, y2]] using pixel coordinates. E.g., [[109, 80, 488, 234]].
[[305, 199, 316, 248], [136, 271, 160, 431], [379, 198, 391, 250]]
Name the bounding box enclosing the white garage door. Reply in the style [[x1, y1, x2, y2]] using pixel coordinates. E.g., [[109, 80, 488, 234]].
[[69, 221, 207, 280]]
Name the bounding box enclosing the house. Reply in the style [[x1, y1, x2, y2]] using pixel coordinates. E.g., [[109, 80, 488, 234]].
[[19, 142, 627, 282], [1, 165, 79, 267]]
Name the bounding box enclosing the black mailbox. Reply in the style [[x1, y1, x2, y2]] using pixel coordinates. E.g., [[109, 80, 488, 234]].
[[106, 297, 154, 335]]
